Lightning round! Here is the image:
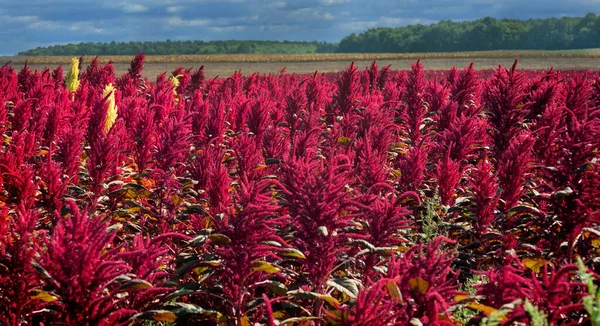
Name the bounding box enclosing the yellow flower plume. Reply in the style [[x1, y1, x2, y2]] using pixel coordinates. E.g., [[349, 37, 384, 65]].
[[103, 83, 118, 133], [66, 57, 80, 93]]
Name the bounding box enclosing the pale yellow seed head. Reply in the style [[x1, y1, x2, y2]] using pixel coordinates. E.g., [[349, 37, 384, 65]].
[[170, 74, 183, 95], [103, 83, 118, 133], [66, 57, 80, 93]]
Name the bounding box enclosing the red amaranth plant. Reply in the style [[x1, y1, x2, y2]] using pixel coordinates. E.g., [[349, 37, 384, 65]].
[[328, 278, 409, 325], [395, 141, 429, 192], [36, 200, 135, 325], [181, 179, 288, 324], [353, 184, 413, 280], [404, 60, 428, 145], [469, 152, 501, 235], [279, 155, 356, 290], [385, 237, 461, 325], [497, 132, 536, 211], [189, 143, 232, 216], [476, 258, 586, 325], [484, 60, 528, 155], [116, 53, 146, 97], [436, 147, 462, 206], [451, 63, 481, 116], [333, 62, 361, 118], [0, 206, 43, 326]]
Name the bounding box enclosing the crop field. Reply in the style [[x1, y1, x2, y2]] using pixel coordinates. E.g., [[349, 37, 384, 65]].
[[4, 50, 600, 77], [0, 54, 599, 325], [7, 49, 600, 64]]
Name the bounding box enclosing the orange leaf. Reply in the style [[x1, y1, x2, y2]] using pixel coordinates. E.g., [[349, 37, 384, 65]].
[[522, 257, 551, 274], [385, 280, 403, 303], [454, 294, 470, 302], [151, 311, 177, 322], [467, 302, 499, 317], [408, 277, 429, 294], [30, 289, 58, 302]]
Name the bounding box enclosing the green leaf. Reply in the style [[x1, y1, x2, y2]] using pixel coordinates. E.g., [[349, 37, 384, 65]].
[[166, 302, 220, 317], [251, 261, 280, 274], [106, 223, 123, 234], [188, 235, 208, 246], [480, 300, 520, 326], [120, 279, 153, 291], [287, 290, 340, 307], [350, 239, 376, 251], [280, 317, 323, 325], [553, 187, 573, 200], [176, 259, 222, 276], [577, 257, 600, 326], [326, 277, 362, 298], [31, 261, 53, 281], [278, 248, 306, 259], [524, 300, 548, 326], [208, 233, 231, 245], [254, 280, 288, 296], [506, 205, 541, 218], [109, 183, 152, 200], [133, 310, 177, 322], [265, 157, 282, 165], [262, 240, 283, 247]]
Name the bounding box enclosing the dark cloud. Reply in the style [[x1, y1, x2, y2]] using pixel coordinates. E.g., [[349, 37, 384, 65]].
[[1, 0, 600, 55]]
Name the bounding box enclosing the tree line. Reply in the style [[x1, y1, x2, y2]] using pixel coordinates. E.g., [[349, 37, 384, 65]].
[[338, 13, 600, 52], [17, 13, 600, 56], [18, 40, 336, 56]]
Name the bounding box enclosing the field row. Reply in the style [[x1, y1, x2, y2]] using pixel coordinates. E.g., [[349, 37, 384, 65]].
[[4, 48, 600, 65]]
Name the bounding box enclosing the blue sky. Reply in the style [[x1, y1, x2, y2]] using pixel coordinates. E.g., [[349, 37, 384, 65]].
[[2, 0, 600, 55]]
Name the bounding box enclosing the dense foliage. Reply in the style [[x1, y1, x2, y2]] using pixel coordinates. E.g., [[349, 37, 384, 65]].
[[18, 40, 336, 56], [338, 13, 600, 53], [0, 54, 599, 325], [17, 13, 600, 56]]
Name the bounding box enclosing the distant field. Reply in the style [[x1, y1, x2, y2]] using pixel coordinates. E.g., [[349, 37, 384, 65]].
[[2, 50, 600, 76], [5, 49, 600, 64]]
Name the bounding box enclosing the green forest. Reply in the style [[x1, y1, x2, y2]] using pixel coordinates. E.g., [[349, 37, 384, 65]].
[[18, 40, 336, 56], [18, 13, 600, 55], [337, 13, 600, 52]]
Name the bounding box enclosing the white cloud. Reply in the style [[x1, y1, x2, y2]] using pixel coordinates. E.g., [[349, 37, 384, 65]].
[[3, 15, 39, 23], [336, 16, 436, 32], [166, 6, 183, 13], [320, 0, 351, 5], [121, 3, 148, 13], [208, 25, 247, 32], [259, 24, 298, 32], [2, 15, 61, 30], [165, 16, 210, 27], [288, 8, 335, 21], [268, 1, 286, 8], [1, 15, 104, 33], [68, 22, 104, 34], [379, 17, 435, 26], [336, 20, 378, 32], [28, 19, 61, 30]]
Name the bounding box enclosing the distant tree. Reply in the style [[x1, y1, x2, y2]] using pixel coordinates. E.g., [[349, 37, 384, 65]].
[[234, 43, 257, 54], [336, 13, 600, 53], [18, 40, 337, 56]]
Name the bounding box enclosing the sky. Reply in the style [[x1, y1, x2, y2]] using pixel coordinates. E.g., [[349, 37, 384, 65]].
[[1, 0, 600, 55]]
